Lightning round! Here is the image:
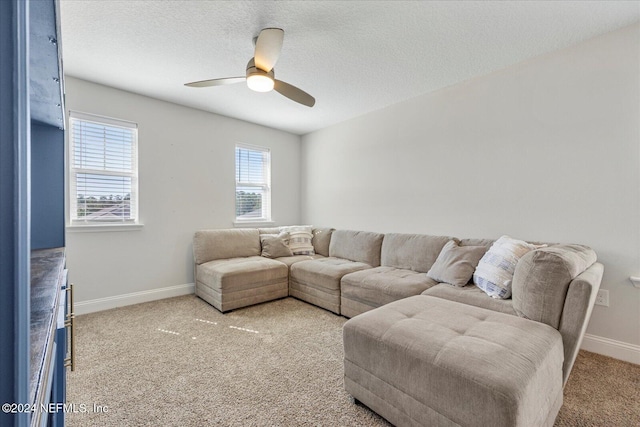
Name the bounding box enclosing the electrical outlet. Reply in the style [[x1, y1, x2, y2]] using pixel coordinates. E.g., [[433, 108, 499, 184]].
[[595, 289, 609, 307]]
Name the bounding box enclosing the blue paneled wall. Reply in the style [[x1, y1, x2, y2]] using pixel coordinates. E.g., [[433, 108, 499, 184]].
[[31, 121, 65, 249]]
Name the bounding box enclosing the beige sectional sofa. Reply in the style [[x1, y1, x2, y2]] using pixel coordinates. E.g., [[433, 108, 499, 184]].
[[192, 227, 603, 427]]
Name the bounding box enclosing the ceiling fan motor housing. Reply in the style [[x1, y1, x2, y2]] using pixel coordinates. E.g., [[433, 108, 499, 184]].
[[246, 58, 275, 92]]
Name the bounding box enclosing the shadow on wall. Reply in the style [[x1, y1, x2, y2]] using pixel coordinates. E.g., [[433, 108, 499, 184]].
[[186, 241, 195, 284]]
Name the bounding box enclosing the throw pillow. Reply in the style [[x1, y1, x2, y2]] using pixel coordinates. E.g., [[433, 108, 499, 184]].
[[473, 235, 539, 299], [280, 225, 315, 255], [426, 240, 487, 287], [260, 232, 293, 258]]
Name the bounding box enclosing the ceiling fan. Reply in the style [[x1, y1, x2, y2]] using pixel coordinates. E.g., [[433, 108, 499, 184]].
[[185, 28, 315, 107]]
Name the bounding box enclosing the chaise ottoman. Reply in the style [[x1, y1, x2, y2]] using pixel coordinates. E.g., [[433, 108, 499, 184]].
[[343, 295, 564, 427]]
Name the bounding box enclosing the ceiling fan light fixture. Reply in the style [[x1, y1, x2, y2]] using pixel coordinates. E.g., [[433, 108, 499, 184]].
[[247, 73, 274, 92]]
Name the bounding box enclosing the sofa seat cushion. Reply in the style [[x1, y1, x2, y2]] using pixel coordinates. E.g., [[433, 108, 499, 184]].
[[274, 254, 325, 268], [344, 295, 564, 427], [289, 257, 372, 314], [197, 256, 288, 290], [195, 256, 289, 312], [290, 257, 372, 291], [422, 283, 517, 315], [341, 267, 438, 315]]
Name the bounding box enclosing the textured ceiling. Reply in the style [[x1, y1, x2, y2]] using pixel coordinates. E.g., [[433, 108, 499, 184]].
[[59, 1, 639, 135]]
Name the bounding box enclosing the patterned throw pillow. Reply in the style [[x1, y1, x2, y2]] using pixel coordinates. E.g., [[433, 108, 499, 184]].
[[280, 225, 315, 255], [473, 235, 539, 299]]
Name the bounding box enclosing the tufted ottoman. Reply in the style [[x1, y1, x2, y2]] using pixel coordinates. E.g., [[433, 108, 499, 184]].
[[343, 295, 565, 427]]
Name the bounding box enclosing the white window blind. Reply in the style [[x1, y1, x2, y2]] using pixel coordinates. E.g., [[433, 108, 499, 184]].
[[235, 144, 271, 222], [69, 112, 138, 224]]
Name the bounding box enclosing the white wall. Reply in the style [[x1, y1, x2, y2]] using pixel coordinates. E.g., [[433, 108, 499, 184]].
[[65, 77, 301, 306], [301, 24, 640, 354]]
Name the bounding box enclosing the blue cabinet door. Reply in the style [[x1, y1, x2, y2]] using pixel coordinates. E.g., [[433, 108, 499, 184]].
[[50, 283, 67, 427]]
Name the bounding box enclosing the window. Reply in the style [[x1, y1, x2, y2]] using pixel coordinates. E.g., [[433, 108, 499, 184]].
[[68, 112, 138, 225], [235, 144, 271, 223]]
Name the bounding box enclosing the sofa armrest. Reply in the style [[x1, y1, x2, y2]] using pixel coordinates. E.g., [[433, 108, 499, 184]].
[[512, 244, 597, 329], [558, 262, 603, 385]]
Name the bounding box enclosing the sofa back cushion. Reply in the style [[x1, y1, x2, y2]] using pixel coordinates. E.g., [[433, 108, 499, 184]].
[[312, 227, 334, 256], [193, 229, 260, 264], [381, 233, 451, 273], [329, 229, 384, 266], [459, 238, 494, 248], [258, 227, 281, 235], [512, 244, 597, 329]]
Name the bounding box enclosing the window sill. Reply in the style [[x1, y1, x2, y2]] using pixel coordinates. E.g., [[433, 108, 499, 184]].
[[233, 220, 275, 228], [66, 223, 144, 233]]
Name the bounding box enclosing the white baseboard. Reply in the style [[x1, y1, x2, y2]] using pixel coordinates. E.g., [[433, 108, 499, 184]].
[[74, 283, 195, 315], [581, 333, 640, 364]]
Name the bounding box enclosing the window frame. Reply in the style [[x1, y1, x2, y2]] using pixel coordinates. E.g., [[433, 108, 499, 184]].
[[234, 143, 272, 225], [66, 111, 141, 231]]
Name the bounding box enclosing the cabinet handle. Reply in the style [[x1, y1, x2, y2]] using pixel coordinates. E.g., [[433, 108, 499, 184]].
[[64, 283, 75, 371]]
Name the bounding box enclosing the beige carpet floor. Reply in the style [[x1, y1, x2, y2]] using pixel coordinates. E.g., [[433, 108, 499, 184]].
[[66, 295, 639, 426]]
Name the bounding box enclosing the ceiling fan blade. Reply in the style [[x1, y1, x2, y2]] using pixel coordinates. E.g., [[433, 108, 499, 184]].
[[254, 28, 284, 72], [184, 77, 246, 88], [274, 79, 315, 107]]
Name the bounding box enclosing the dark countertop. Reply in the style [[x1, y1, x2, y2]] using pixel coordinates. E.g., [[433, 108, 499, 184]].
[[30, 247, 65, 407]]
